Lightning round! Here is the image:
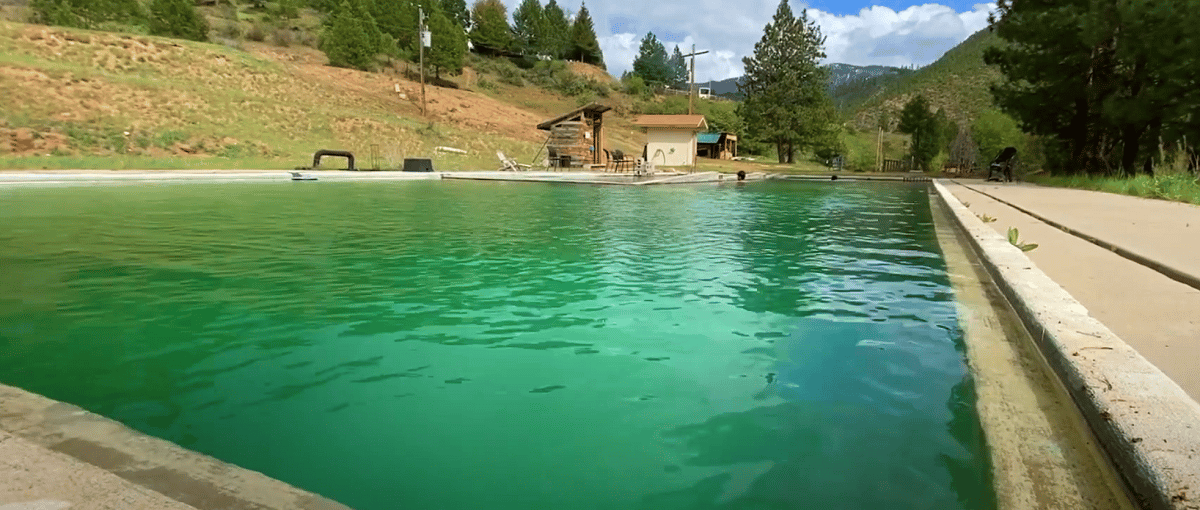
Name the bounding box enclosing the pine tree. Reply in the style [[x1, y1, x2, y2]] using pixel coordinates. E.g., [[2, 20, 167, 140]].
[[739, 0, 833, 163], [469, 0, 511, 54], [427, 2, 466, 77], [511, 0, 544, 57], [320, 0, 382, 71], [668, 46, 687, 89], [568, 3, 603, 68], [541, 0, 571, 59], [631, 32, 670, 87], [439, 0, 470, 31], [897, 95, 948, 171], [371, 0, 419, 55], [148, 0, 209, 42]]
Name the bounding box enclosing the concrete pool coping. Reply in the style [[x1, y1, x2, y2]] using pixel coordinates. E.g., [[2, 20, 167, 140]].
[[932, 179, 1200, 510]]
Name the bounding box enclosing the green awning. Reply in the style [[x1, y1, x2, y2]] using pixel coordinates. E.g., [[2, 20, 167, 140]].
[[697, 132, 721, 144]]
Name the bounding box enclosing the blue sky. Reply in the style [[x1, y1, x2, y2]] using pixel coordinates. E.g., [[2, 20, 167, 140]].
[[497, 1, 997, 81]]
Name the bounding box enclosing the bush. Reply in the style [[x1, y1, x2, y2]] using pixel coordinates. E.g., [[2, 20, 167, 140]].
[[30, 0, 145, 28], [245, 22, 266, 42], [271, 27, 292, 47], [148, 0, 209, 42], [622, 74, 649, 98], [216, 20, 242, 39]]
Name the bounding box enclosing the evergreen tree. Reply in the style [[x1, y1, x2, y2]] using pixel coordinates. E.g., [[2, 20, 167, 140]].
[[985, 0, 1200, 175], [541, 0, 571, 59], [568, 3, 603, 68], [469, 0, 512, 53], [147, 0, 209, 42], [439, 0, 470, 31], [511, 0, 545, 57], [739, 0, 834, 163], [371, 0, 419, 54], [668, 46, 687, 89], [897, 95, 947, 171], [427, 3, 466, 76], [631, 32, 670, 87], [320, 0, 382, 71]]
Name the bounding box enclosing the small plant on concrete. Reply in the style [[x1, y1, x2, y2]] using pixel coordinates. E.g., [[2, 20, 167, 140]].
[[962, 201, 971, 208], [978, 213, 996, 223], [1007, 227, 1038, 252]]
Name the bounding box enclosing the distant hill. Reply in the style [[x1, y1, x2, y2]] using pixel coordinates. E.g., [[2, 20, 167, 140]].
[[703, 63, 906, 102], [701, 30, 1000, 130], [842, 28, 1002, 130]]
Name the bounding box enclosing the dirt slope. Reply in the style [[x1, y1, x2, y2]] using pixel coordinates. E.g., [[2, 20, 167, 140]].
[[0, 21, 565, 168]]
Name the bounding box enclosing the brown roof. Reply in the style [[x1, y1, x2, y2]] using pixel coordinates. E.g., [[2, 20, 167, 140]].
[[632, 115, 708, 130], [536, 103, 613, 130]]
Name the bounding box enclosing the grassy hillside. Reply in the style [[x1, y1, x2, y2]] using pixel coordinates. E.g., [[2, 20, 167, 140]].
[[0, 10, 661, 171], [843, 29, 1002, 130]]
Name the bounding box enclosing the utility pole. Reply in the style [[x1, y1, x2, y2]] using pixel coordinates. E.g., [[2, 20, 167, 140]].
[[681, 45, 708, 115], [419, 7, 428, 117]]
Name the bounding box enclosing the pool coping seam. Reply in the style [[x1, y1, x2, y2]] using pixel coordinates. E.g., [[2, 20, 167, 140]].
[[932, 179, 1200, 510]]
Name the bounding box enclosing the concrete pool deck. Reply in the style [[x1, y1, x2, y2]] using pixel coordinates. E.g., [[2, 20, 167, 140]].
[[934, 179, 1200, 510]]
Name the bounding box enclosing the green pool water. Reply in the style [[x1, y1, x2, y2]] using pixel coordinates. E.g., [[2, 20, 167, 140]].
[[0, 180, 993, 510]]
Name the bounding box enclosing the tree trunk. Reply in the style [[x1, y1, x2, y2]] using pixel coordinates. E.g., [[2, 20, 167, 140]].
[[1119, 123, 1145, 176], [776, 140, 786, 164]]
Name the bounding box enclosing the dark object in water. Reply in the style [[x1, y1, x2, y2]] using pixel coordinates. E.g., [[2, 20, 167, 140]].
[[403, 158, 434, 172], [831, 175, 838, 181], [313, 149, 355, 171], [737, 170, 746, 181], [987, 147, 1017, 182]]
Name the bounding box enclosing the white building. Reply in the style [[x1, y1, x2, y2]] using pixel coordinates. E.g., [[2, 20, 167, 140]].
[[633, 115, 709, 167]]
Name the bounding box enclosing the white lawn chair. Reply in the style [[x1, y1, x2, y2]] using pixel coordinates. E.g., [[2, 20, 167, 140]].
[[633, 158, 656, 177], [497, 151, 531, 171]]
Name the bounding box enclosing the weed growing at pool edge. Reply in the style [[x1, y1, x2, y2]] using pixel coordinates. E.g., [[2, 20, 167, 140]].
[[1007, 227, 1038, 252]]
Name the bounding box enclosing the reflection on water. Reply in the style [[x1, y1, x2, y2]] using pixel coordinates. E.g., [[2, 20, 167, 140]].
[[0, 181, 993, 510]]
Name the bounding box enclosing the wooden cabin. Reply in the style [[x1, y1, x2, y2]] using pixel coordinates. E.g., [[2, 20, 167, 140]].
[[697, 132, 737, 160], [536, 103, 612, 168]]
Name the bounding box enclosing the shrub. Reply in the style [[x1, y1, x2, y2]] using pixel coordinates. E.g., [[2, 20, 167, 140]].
[[245, 22, 266, 42], [622, 74, 648, 98], [148, 0, 209, 42], [216, 20, 242, 39], [271, 27, 293, 47], [30, 0, 145, 28]]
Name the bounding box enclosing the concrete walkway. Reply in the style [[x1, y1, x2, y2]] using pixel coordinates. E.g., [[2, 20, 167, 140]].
[[944, 180, 1200, 402]]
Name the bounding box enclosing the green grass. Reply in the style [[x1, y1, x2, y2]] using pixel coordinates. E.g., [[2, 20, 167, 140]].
[[1030, 172, 1200, 205]]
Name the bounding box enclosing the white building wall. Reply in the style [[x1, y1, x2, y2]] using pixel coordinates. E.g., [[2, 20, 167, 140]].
[[646, 129, 697, 166]]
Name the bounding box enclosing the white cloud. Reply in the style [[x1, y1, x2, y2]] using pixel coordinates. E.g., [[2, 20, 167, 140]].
[[502, 1, 995, 81], [810, 3, 995, 68]]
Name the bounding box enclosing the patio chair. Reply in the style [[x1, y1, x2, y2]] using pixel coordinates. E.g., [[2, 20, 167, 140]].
[[497, 151, 531, 172], [986, 147, 1017, 182], [610, 149, 634, 172]]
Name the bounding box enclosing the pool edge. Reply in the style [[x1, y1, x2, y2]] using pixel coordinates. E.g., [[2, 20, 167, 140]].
[[932, 179, 1200, 510], [0, 383, 351, 510]]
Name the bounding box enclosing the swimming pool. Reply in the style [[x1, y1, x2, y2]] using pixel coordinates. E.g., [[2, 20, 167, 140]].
[[0, 180, 993, 509]]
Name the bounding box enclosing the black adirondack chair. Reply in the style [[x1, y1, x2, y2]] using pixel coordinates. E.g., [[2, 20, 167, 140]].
[[987, 147, 1018, 182]]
